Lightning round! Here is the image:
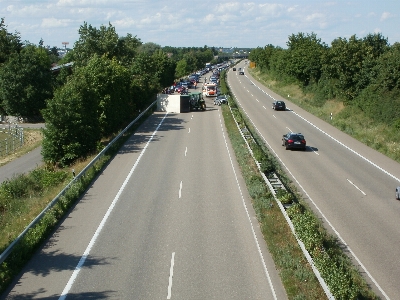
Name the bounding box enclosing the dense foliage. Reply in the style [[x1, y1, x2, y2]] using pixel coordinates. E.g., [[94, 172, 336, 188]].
[[0, 18, 23, 65], [0, 45, 53, 117], [249, 32, 400, 128]]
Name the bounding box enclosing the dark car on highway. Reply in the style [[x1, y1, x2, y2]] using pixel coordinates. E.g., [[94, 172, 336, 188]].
[[239, 71, 244, 75], [272, 101, 286, 111], [282, 132, 306, 150]]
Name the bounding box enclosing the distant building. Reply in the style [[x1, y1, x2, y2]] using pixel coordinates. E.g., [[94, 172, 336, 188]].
[[219, 48, 234, 53], [57, 49, 70, 58]]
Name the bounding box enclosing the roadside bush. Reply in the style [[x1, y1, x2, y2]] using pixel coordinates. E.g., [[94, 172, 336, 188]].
[[0, 169, 68, 204], [0, 175, 32, 200]]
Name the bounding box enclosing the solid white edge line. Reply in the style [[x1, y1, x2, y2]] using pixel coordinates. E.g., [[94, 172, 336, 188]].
[[230, 77, 390, 299], [167, 252, 175, 299], [218, 112, 278, 300], [58, 112, 169, 300]]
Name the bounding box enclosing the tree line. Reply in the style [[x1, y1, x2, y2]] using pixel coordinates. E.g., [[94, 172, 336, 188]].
[[249, 32, 400, 128], [0, 18, 217, 166]]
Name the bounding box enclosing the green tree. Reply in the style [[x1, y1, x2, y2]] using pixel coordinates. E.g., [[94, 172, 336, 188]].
[[0, 18, 23, 65], [47, 46, 60, 64], [321, 34, 387, 102], [71, 22, 120, 66], [151, 49, 176, 88], [286, 32, 326, 86], [116, 33, 142, 66], [138, 42, 161, 55], [130, 52, 161, 110], [269, 47, 290, 82], [182, 51, 198, 73], [249, 45, 276, 71], [175, 59, 188, 78], [355, 43, 400, 125], [41, 72, 100, 166], [82, 55, 132, 136], [0, 44, 53, 117]]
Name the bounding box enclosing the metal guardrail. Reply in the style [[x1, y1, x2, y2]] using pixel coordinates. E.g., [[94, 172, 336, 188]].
[[0, 100, 156, 265], [0, 125, 24, 157]]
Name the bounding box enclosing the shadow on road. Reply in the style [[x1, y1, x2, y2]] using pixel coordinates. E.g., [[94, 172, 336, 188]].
[[3, 290, 116, 300]]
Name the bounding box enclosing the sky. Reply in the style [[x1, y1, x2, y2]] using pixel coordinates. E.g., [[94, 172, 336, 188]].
[[1, 0, 399, 49]]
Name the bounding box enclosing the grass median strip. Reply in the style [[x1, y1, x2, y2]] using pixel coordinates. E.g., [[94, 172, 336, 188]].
[[219, 81, 325, 299]]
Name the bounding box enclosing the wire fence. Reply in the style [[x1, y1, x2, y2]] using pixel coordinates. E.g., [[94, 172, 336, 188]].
[[0, 124, 24, 157]]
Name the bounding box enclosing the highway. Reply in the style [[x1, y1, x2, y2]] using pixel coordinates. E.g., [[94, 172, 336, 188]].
[[1, 79, 287, 299], [228, 61, 400, 299]]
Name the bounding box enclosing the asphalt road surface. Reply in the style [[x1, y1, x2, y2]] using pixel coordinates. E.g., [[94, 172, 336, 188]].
[[0, 123, 45, 183], [228, 61, 400, 299], [0, 146, 43, 183], [2, 82, 287, 299]]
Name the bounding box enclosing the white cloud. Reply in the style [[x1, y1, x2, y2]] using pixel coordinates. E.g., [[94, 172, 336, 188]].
[[112, 18, 137, 28], [258, 3, 283, 15], [380, 12, 394, 21], [56, 0, 109, 6], [214, 2, 241, 14], [319, 21, 328, 29], [305, 13, 325, 22], [204, 14, 215, 24], [41, 18, 72, 28]]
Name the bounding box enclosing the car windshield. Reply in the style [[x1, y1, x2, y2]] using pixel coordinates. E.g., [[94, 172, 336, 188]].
[[291, 134, 304, 140]]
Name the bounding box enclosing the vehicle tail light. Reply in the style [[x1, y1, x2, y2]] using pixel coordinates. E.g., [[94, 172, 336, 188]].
[[302, 140, 306, 143], [288, 139, 293, 143]]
